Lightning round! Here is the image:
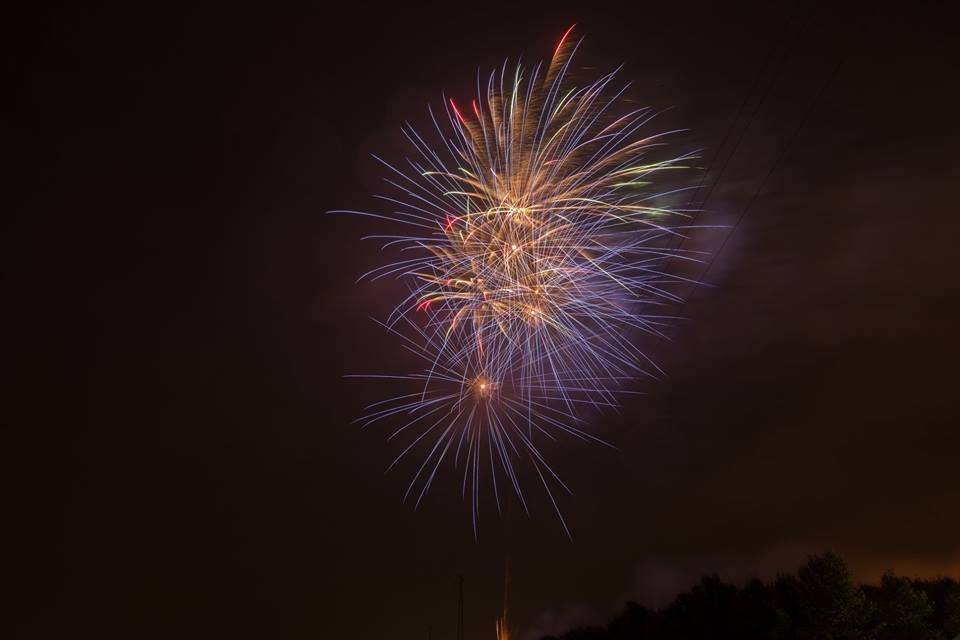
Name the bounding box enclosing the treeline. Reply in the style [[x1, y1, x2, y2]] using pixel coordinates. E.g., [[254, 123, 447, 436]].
[[541, 553, 960, 640]]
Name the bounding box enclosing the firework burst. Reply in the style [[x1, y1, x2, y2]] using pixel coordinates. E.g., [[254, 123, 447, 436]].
[[334, 27, 703, 536]]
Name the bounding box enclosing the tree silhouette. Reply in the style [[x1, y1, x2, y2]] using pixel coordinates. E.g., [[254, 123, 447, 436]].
[[658, 574, 741, 639], [607, 602, 656, 639], [915, 578, 960, 640], [865, 573, 936, 640], [539, 553, 959, 640], [787, 552, 875, 640]]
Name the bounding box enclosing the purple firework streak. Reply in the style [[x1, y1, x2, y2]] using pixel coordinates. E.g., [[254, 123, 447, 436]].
[[333, 27, 708, 537]]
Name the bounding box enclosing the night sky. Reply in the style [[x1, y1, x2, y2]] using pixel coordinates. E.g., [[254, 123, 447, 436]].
[[8, 2, 959, 638]]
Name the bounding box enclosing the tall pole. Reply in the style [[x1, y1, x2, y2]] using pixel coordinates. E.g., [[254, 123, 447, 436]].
[[496, 557, 510, 640], [503, 558, 509, 635], [457, 575, 464, 640]]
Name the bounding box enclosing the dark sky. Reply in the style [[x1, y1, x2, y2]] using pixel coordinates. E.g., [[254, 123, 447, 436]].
[[7, 2, 959, 638]]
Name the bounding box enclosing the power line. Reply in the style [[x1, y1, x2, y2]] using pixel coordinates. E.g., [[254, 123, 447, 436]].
[[692, 11, 812, 217], [680, 16, 868, 307], [660, 9, 806, 282], [686, 10, 800, 214]]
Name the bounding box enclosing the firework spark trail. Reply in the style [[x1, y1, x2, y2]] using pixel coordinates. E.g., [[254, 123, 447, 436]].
[[333, 28, 707, 537]]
